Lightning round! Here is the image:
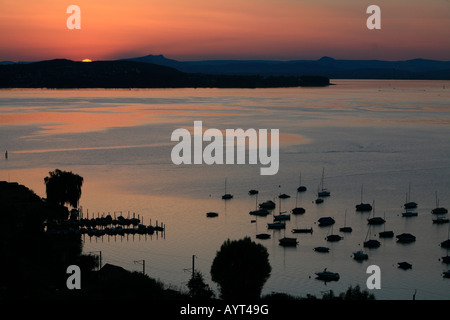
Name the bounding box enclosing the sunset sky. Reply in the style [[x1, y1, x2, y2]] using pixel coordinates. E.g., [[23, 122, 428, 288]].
[[1, 0, 449, 62]]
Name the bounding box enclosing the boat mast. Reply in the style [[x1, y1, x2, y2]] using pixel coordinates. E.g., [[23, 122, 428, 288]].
[[364, 223, 371, 242], [344, 209, 347, 227], [279, 185, 282, 214], [436, 191, 439, 208], [321, 168, 325, 191]]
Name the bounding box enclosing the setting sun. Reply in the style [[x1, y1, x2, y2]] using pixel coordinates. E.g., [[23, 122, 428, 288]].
[[82, 58, 92, 63]]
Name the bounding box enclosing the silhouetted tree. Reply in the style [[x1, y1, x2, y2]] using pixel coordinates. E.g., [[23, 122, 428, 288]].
[[187, 271, 215, 300], [210, 237, 271, 300], [44, 169, 83, 208]]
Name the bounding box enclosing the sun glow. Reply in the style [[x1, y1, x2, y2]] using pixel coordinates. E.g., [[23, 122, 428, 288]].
[[82, 58, 92, 62]]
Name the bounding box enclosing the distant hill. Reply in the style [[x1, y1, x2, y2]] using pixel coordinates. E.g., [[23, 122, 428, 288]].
[[0, 59, 328, 88], [123, 55, 450, 80]]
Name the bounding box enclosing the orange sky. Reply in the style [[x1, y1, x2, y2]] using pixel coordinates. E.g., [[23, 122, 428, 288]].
[[0, 0, 449, 61]]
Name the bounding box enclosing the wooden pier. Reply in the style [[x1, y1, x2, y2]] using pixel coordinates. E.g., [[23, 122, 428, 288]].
[[45, 208, 165, 238]]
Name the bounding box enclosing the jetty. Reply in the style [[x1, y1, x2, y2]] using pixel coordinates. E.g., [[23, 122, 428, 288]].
[[45, 208, 165, 238]]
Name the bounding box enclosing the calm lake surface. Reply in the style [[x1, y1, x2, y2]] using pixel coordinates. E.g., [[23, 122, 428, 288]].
[[1, 80, 449, 300]]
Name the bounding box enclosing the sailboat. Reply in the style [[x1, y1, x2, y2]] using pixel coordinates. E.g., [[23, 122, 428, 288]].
[[378, 212, 394, 238], [367, 201, 385, 225], [273, 214, 290, 221], [249, 193, 270, 216], [279, 237, 298, 246], [318, 216, 335, 226], [440, 237, 450, 264], [356, 185, 372, 212], [221, 178, 233, 200], [259, 200, 276, 209], [297, 172, 307, 192], [353, 250, 369, 261], [292, 227, 313, 234], [440, 224, 450, 249], [279, 193, 291, 199], [317, 168, 330, 197], [441, 239, 450, 248], [402, 210, 418, 217], [291, 188, 306, 215], [396, 233, 416, 243], [267, 221, 286, 229], [291, 207, 306, 215], [398, 262, 412, 270], [326, 224, 343, 242], [439, 211, 450, 264], [315, 268, 340, 281], [273, 193, 290, 221], [433, 216, 449, 224], [441, 226, 450, 263], [339, 210, 352, 233], [206, 212, 219, 218], [432, 191, 448, 214], [403, 184, 417, 209], [363, 222, 381, 248]]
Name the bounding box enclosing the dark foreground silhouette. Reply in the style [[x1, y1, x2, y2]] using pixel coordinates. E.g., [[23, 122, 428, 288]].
[[0, 179, 375, 301], [0, 59, 329, 88]]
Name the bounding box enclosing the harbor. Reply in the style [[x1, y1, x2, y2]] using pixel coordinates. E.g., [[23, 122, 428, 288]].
[[45, 208, 165, 238], [2, 82, 450, 299]]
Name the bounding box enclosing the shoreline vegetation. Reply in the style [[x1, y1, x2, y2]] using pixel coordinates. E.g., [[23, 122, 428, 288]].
[[0, 59, 330, 89], [0, 178, 375, 300]]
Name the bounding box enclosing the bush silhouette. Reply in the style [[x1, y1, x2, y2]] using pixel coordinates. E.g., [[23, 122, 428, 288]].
[[210, 237, 271, 299]]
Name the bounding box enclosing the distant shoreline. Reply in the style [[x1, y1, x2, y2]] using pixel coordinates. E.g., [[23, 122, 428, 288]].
[[0, 59, 330, 89]]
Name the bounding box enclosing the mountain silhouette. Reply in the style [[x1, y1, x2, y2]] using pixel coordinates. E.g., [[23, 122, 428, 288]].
[[123, 55, 450, 79]]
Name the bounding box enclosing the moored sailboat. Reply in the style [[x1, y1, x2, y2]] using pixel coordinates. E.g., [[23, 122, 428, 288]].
[[317, 168, 330, 197], [367, 201, 385, 225], [396, 233, 416, 243], [221, 178, 233, 200], [297, 172, 307, 192], [279, 237, 298, 246], [291, 186, 306, 215], [318, 216, 335, 226], [363, 222, 381, 248], [353, 250, 369, 261], [403, 184, 417, 209], [315, 268, 340, 281], [356, 185, 372, 212], [339, 210, 352, 233], [432, 192, 448, 214], [292, 227, 313, 234]]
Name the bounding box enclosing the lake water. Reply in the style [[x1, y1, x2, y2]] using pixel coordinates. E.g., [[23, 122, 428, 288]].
[[1, 80, 449, 300]]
